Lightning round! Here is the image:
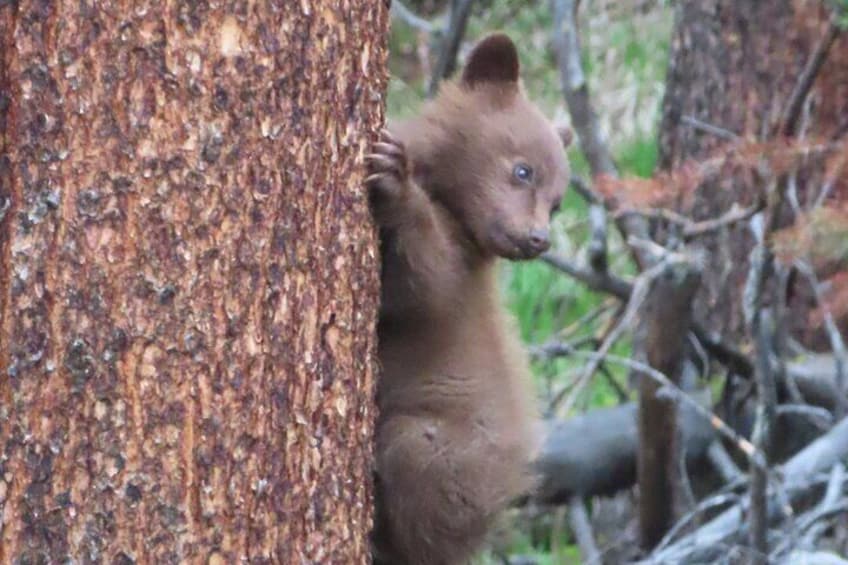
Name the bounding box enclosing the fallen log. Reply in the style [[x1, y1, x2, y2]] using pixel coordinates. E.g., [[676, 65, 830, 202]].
[[534, 401, 715, 503]]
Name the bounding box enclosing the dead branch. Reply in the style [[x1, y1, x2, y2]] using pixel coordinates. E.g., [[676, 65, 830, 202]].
[[551, 0, 616, 177], [780, 17, 842, 137], [540, 252, 632, 301], [568, 496, 602, 565], [647, 415, 848, 563], [654, 492, 741, 553], [567, 350, 764, 470], [554, 259, 669, 414], [781, 551, 848, 565], [427, 0, 475, 97], [550, 0, 655, 271], [771, 463, 847, 559], [796, 261, 848, 415], [540, 251, 760, 387], [614, 202, 762, 240], [568, 175, 609, 273], [570, 175, 602, 204], [390, 0, 438, 34], [681, 115, 740, 141]]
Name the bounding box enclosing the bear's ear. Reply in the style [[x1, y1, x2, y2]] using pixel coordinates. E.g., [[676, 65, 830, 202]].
[[461, 33, 520, 88], [557, 125, 574, 148]]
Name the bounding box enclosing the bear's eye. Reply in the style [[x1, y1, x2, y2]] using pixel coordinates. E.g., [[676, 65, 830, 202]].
[[512, 163, 534, 184]]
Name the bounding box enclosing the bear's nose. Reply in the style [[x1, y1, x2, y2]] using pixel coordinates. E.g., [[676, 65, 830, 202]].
[[528, 228, 550, 253]]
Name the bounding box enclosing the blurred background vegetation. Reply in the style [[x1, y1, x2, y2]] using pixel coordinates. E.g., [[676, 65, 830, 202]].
[[386, 1, 673, 562]]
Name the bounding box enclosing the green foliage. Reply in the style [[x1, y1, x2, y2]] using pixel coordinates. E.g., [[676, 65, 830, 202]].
[[832, 0, 848, 29]]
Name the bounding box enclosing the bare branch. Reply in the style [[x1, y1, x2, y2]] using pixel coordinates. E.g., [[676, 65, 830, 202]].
[[780, 17, 842, 137], [567, 350, 766, 470], [427, 0, 474, 97], [551, 0, 615, 176], [638, 258, 701, 548], [777, 404, 834, 431], [541, 250, 760, 385], [614, 202, 762, 240], [681, 115, 740, 141], [540, 252, 632, 300], [682, 203, 762, 239], [796, 260, 848, 415], [553, 259, 667, 415], [655, 492, 741, 552], [569, 175, 602, 204], [390, 0, 438, 34], [568, 496, 602, 564], [568, 176, 609, 273], [647, 416, 848, 563], [550, 0, 655, 270]]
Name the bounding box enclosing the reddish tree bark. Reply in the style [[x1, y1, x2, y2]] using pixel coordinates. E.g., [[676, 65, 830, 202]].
[[0, 2, 387, 562], [658, 0, 848, 344]]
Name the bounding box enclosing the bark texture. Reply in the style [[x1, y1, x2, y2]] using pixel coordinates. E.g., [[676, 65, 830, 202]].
[[658, 0, 848, 344], [0, 2, 387, 563], [637, 265, 699, 549]]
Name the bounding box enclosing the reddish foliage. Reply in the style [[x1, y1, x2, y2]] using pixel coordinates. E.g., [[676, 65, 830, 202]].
[[809, 271, 848, 327], [596, 137, 846, 212], [773, 202, 848, 266]]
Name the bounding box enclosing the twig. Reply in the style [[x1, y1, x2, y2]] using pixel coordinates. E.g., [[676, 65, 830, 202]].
[[541, 250, 759, 384], [796, 260, 848, 416], [565, 350, 766, 471], [647, 417, 848, 563], [614, 202, 762, 240], [599, 363, 629, 403], [691, 325, 754, 380], [800, 463, 846, 551], [390, 0, 438, 34], [655, 492, 741, 552], [777, 403, 834, 431], [569, 175, 601, 204], [568, 495, 602, 564], [683, 203, 762, 238], [540, 252, 631, 300], [427, 0, 475, 97], [682, 115, 740, 141], [779, 17, 842, 137], [528, 335, 596, 361], [568, 176, 608, 272], [554, 260, 667, 415], [812, 146, 848, 208]]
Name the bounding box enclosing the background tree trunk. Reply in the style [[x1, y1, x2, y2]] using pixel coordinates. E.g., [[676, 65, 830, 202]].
[[658, 0, 848, 345], [0, 2, 387, 563]]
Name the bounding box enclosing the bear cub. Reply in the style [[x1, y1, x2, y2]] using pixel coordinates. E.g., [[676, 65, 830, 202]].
[[367, 33, 572, 565]]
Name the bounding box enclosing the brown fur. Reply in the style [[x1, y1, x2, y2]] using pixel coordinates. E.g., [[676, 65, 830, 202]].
[[367, 34, 572, 565]]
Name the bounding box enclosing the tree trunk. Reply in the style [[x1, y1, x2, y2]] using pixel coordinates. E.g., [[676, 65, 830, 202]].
[[0, 2, 387, 563], [658, 0, 848, 345], [637, 264, 700, 549]]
